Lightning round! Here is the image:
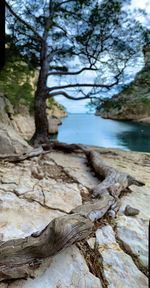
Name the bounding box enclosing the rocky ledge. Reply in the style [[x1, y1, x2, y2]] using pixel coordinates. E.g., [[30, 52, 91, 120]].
[[0, 147, 149, 288]]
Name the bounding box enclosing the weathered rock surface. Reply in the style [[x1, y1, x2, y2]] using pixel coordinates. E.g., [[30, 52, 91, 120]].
[[124, 204, 140, 216], [48, 117, 61, 134], [0, 93, 14, 124], [0, 124, 30, 154], [6, 246, 102, 288], [13, 114, 63, 138], [96, 225, 148, 288], [13, 111, 65, 139], [0, 148, 149, 287], [12, 113, 35, 140], [116, 216, 148, 269], [48, 151, 100, 189], [0, 93, 30, 154]]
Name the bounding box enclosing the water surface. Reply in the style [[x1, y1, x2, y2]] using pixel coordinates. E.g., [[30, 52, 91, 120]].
[[52, 113, 150, 152]]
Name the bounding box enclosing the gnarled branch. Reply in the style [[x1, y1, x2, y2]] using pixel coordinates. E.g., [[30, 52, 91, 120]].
[[48, 67, 98, 76], [49, 91, 91, 100]]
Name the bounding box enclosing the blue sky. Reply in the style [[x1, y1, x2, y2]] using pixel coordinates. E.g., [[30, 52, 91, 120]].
[[48, 0, 150, 113]]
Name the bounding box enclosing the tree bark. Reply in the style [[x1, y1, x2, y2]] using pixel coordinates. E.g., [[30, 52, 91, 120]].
[[30, 35, 50, 146], [31, 71, 49, 146], [0, 214, 93, 281]]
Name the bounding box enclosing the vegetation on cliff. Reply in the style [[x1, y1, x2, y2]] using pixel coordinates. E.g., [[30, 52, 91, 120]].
[[0, 35, 36, 112], [0, 35, 66, 116], [96, 44, 150, 122]]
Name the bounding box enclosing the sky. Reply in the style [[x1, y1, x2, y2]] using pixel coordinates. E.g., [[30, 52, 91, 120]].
[[49, 0, 150, 114]]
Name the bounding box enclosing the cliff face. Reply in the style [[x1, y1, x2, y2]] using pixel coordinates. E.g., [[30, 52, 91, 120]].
[[96, 44, 150, 122]]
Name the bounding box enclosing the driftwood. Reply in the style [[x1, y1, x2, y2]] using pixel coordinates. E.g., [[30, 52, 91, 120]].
[[0, 142, 144, 281], [86, 150, 144, 198], [0, 214, 93, 281], [0, 146, 45, 163]]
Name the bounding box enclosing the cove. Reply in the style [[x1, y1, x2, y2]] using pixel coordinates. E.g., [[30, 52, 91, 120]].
[[51, 113, 150, 153]]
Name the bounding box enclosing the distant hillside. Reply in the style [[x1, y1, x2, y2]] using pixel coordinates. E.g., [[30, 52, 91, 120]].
[[96, 44, 150, 123]]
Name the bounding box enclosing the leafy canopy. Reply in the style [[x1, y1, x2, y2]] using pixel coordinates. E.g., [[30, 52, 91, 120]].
[[5, 0, 147, 100]]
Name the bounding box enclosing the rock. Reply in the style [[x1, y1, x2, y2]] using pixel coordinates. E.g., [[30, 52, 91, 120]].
[[7, 246, 102, 288], [124, 205, 140, 216], [0, 93, 31, 154], [0, 148, 149, 287], [48, 117, 61, 134], [31, 165, 44, 180], [12, 113, 35, 140], [96, 225, 148, 288], [116, 216, 148, 269], [0, 93, 14, 124], [0, 284, 7, 288], [87, 237, 96, 250], [0, 124, 30, 154], [0, 189, 65, 241], [48, 152, 99, 189], [12, 101, 66, 139], [43, 180, 82, 212], [118, 185, 150, 221]]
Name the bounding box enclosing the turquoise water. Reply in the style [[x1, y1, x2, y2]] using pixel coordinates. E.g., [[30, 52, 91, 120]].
[[52, 113, 150, 152]]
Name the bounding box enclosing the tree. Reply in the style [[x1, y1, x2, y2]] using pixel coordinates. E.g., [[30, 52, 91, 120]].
[[5, 0, 146, 145]]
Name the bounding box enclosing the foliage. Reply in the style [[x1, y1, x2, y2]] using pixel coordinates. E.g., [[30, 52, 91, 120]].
[[6, 0, 146, 93], [47, 97, 66, 111], [5, 0, 148, 142], [0, 35, 36, 112]]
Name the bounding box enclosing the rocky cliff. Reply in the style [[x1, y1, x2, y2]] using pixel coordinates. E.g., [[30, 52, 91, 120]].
[[96, 44, 150, 122], [0, 92, 67, 154], [0, 93, 30, 154]]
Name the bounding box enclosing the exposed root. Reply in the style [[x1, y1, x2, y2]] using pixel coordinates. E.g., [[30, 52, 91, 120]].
[[77, 241, 109, 288], [0, 142, 145, 282]]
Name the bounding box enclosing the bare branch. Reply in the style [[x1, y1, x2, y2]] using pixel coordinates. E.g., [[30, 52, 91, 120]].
[[48, 79, 119, 92], [48, 67, 98, 76], [5, 1, 43, 42], [49, 91, 90, 100]]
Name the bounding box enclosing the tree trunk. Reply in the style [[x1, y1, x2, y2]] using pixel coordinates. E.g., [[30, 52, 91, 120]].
[[30, 41, 49, 146]]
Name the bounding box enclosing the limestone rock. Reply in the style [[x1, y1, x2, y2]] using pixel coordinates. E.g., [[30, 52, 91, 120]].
[[87, 237, 96, 250], [124, 205, 140, 216], [118, 185, 150, 221], [0, 149, 149, 287], [0, 189, 64, 241], [43, 179, 82, 212], [116, 216, 148, 269], [0, 124, 30, 154], [96, 225, 148, 288], [48, 117, 61, 134], [48, 152, 99, 189], [12, 113, 35, 140], [7, 246, 102, 288], [0, 93, 14, 124]]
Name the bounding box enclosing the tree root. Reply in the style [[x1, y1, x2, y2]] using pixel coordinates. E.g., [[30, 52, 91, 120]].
[[0, 141, 145, 281]]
